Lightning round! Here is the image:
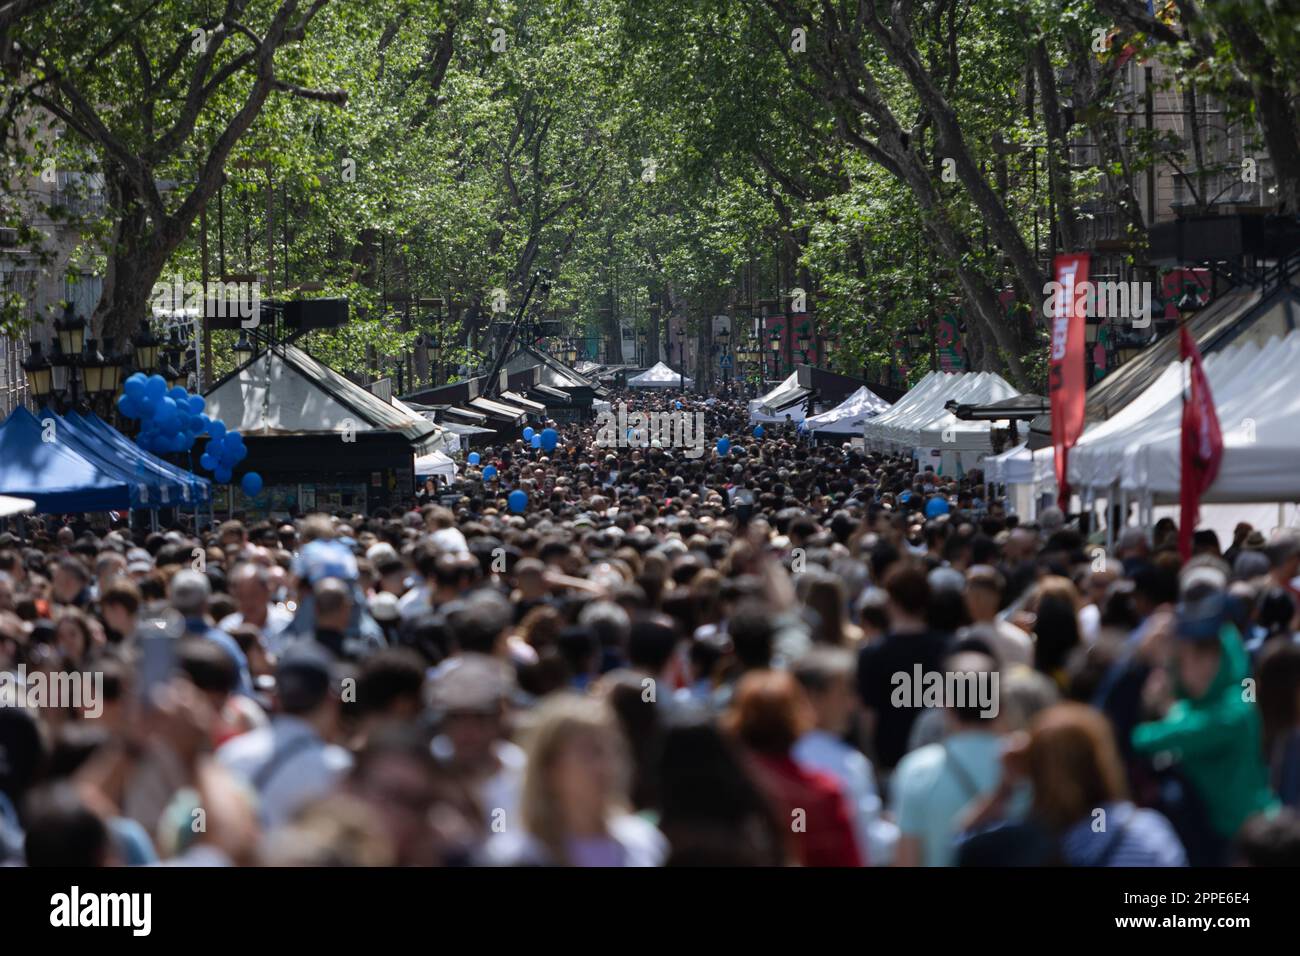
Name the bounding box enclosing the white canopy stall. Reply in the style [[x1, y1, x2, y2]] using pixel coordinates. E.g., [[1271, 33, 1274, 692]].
[[627, 362, 693, 389], [803, 385, 891, 435], [749, 373, 809, 424], [414, 450, 459, 485]]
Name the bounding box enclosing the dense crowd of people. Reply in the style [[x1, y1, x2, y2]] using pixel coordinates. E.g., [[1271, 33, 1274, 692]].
[[2, 388, 1300, 867]]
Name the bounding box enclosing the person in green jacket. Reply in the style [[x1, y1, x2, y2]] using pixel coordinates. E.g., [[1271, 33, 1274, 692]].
[[1132, 590, 1278, 851]]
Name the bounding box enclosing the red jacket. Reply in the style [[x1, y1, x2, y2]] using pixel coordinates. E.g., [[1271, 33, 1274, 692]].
[[749, 752, 864, 867]]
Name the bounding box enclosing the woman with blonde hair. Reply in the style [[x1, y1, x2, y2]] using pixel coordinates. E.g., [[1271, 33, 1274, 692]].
[[483, 694, 666, 866]]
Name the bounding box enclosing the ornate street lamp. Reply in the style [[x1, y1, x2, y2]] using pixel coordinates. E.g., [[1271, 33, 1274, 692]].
[[22, 342, 53, 403], [906, 324, 924, 353], [54, 303, 87, 357], [81, 339, 112, 396], [133, 323, 162, 372]]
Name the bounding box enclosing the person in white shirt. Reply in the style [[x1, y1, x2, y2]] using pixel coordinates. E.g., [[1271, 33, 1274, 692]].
[[221, 563, 294, 652], [217, 643, 351, 828], [792, 647, 897, 865]]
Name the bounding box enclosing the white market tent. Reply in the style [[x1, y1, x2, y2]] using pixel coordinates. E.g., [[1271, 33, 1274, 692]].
[[749, 373, 807, 424], [910, 373, 1020, 451], [862, 371, 952, 451], [414, 450, 458, 484], [803, 385, 891, 434], [1067, 332, 1300, 504], [628, 362, 693, 388]]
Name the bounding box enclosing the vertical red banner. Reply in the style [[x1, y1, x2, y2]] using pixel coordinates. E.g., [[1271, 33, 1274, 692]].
[[1179, 326, 1223, 560], [1049, 254, 1090, 511]]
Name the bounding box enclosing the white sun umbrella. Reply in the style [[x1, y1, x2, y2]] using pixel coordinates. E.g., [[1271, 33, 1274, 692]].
[[0, 495, 36, 518]]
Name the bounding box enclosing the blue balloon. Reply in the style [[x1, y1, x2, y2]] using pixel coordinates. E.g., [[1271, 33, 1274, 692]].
[[675, 401, 682, 410], [214, 465, 233, 484], [925, 496, 951, 518], [145, 375, 167, 399], [117, 395, 141, 418], [716, 437, 731, 456], [241, 472, 264, 496], [482, 465, 498, 480], [208, 419, 227, 440], [187, 395, 206, 414], [540, 427, 558, 452], [523, 427, 535, 441], [530, 434, 542, 449], [199, 453, 216, 470], [168, 386, 189, 402], [508, 489, 528, 513], [123, 375, 145, 399], [753, 425, 764, 438], [197, 414, 211, 434], [232, 444, 248, 464], [467, 452, 481, 465], [222, 431, 244, 453]]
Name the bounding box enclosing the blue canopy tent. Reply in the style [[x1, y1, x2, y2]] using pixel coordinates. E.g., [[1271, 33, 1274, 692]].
[[68, 411, 210, 505], [0, 407, 133, 512], [37, 407, 182, 508]]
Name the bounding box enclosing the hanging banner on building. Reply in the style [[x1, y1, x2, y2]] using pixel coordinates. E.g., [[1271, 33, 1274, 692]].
[[1049, 253, 1090, 511]]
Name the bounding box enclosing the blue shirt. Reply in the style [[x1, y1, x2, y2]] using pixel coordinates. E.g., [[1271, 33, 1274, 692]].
[[1059, 800, 1187, 867], [892, 730, 1002, 867]]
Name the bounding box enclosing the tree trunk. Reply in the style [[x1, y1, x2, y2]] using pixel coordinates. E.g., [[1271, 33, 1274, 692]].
[[97, 170, 167, 345]]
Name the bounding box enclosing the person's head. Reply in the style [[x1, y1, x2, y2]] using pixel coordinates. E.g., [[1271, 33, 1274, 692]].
[[626, 613, 682, 676], [230, 563, 272, 616], [346, 726, 445, 866], [218, 520, 247, 551], [1174, 619, 1225, 701], [1257, 640, 1300, 758], [792, 647, 858, 736], [521, 694, 629, 859], [1030, 576, 1081, 677], [883, 562, 930, 630], [99, 579, 141, 638], [51, 558, 89, 605], [656, 717, 786, 866], [1266, 532, 1300, 582], [727, 599, 774, 671], [802, 573, 848, 645], [445, 590, 511, 655], [1235, 809, 1300, 867], [1026, 703, 1128, 831], [313, 577, 353, 632], [169, 569, 211, 619], [944, 649, 1001, 729], [177, 636, 239, 715], [94, 551, 126, 588], [53, 610, 94, 663], [22, 782, 114, 866], [963, 564, 1005, 622], [354, 648, 426, 725], [276, 642, 342, 733], [429, 654, 513, 768], [724, 669, 814, 757]]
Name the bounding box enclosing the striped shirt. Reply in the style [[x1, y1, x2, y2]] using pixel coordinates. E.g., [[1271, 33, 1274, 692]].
[[1060, 801, 1187, 867]]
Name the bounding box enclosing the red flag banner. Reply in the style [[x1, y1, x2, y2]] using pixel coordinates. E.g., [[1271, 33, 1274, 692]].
[[1179, 326, 1223, 560], [1049, 254, 1090, 511]]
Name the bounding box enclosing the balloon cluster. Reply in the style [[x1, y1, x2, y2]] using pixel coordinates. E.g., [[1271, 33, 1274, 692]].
[[117, 372, 261, 493], [118, 374, 209, 456], [197, 419, 248, 485]]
